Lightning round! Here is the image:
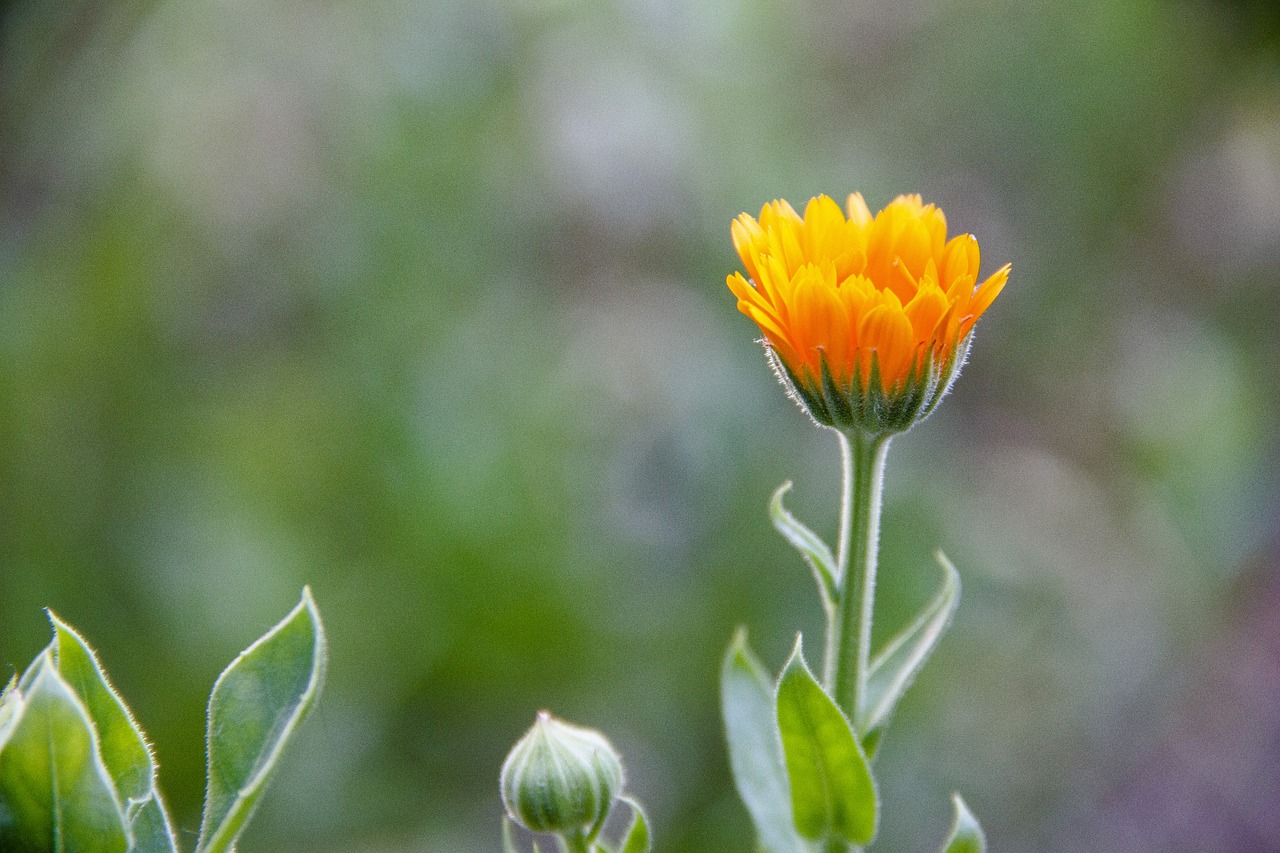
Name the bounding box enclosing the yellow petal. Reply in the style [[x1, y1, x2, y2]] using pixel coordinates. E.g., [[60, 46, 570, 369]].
[[846, 192, 873, 228]]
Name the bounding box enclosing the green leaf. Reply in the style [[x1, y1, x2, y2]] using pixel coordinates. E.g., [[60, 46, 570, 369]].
[[775, 637, 876, 846], [940, 794, 986, 853], [769, 482, 837, 610], [860, 551, 960, 736], [617, 795, 651, 853], [196, 588, 327, 853], [46, 614, 178, 853], [0, 656, 131, 853], [127, 798, 178, 853], [720, 629, 806, 853]]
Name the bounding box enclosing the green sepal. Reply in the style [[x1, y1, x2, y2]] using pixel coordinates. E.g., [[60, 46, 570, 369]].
[[860, 551, 960, 737], [769, 481, 837, 610], [775, 637, 877, 846], [503, 817, 521, 853], [0, 655, 131, 853], [500, 818, 549, 853], [720, 629, 806, 853], [860, 728, 884, 762], [617, 795, 651, 853], [46, 613, 178, 852], [0, 676, 19, 747], [940, 794, 986, 853], [764, 334, 973, 436], [196, 587, 327, 853]]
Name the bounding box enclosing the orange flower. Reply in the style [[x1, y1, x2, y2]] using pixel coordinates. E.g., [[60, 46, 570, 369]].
[[728, 193, 1009, 432]]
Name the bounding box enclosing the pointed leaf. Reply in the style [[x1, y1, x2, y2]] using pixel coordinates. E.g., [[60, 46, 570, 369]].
[[861, 551, 960, 735], [721, 629, 806, 853], [769, 482, 837, 609], [128, 797, 180, 853], [48, 615, 153, 803], [0, 657, 131, 853], [776, 638, 876, 845], [617, 796, 651, 853], [196, 588, 327, 853], [47, 614, 178, 852], [940, 794, 986, 853]]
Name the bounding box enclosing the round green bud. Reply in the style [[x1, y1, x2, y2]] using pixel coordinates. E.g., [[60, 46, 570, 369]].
[[500, 711, 624, 836]]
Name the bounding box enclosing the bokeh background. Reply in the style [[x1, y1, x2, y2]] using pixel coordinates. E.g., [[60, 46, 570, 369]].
[[2, 0, 1279, 850]]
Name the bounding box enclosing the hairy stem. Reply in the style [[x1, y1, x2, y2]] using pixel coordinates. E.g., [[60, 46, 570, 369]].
[[824, 429, 892, 722], [561, 831, 592, 853]]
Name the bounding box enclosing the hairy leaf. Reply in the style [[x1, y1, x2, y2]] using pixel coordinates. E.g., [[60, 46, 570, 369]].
[[776, 638, 876, 846], [618, 795, 651, 853], [940, 794, 986, 853], [770, 482, 837, 609], [48, 614, 177, 852], [721, 629, 806, 853], [0, 657, 130, 853], [196, 588, 327, 853], [861, 551, 960, 735]]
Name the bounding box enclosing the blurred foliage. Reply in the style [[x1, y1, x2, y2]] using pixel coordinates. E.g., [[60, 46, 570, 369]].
[[1, 0, 1278, 851]]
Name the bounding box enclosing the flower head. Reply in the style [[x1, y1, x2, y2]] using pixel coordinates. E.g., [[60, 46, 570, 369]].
[[500, 711, 624, 838], [728, 193, 1009, 433]]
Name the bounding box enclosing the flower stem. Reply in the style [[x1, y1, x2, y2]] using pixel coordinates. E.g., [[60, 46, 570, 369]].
[[560, 831, 592, 853], [824, 428, 892, 724], [824, 839, 860, 853]]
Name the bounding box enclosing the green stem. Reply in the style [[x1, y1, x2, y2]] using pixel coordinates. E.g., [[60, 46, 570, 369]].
[[824, 429, 892, 723], [560, 831, 592, 853], [822, 429, 856, 689]]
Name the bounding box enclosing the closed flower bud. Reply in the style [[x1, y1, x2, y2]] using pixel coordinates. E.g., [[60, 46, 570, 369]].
[[500, 711, 624, 837]]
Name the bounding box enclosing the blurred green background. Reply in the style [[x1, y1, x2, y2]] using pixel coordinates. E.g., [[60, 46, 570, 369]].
[[2, 0, 1279, 850]]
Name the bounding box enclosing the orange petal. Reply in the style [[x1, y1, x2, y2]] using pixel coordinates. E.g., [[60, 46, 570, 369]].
[[791, 265, 851, 372], [920, 203, 948, 255], [740, 301, 797, 353], [961, 263, 1010, 335], [859, 303, 916, 387], [940, 234, 979, 288], [903, 281, 949, 342], [731, 215, 765, 281]]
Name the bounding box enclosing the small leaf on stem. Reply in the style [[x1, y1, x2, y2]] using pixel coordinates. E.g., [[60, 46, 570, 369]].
[[617, 795, 651, 853], [48, 613, 178, 852], [196, 587, 327, 853], [503, 817, 522, 853], [721, 629, 807, 853], [775, 637, 877, 846], [0, 657, 131, 852], [770, 481, 838, 610], [860, 551, 960, 736], [940, 793, 986, 853]]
